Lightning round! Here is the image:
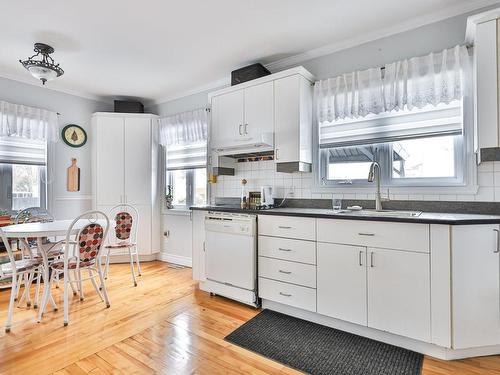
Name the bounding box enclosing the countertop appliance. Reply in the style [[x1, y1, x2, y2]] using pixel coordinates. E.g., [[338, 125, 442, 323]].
[[261, 185, 273, 208], [204, 211, 258, 307]]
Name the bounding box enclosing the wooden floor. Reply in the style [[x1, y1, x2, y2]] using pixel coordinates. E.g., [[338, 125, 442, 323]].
[[0, 261, 498, 374]]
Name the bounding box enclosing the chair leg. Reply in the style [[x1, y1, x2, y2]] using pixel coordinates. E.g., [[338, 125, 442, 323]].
[[97, 265, 110, 308], [63, 268, 69, 326], [128, 248, 137, 287], [105, 248, 111, 279], [34, 269, 41, 309], [5, 273, 18, 333], [47, 271, 58, 311], [24, 273, 32, 308], [68, 270, 77, 296], [14, 273, 23, 302], [134, 245, 141, 276], [89, 268, 104, 301], [77, 269, 84, 301]]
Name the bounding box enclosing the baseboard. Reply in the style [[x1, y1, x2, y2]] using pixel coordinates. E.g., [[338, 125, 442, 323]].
[[157, 253, 192, 267], [262, 299, 500, 361]]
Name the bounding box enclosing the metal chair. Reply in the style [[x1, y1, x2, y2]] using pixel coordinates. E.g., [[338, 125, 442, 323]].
[[48, 210, 110, 326], [14, 207, 65, 308], [103, 204, 141, 286], [0, 228, 43, 332]]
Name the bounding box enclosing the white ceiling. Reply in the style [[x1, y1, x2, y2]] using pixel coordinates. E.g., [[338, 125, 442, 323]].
[[1, 0, 498, 104]]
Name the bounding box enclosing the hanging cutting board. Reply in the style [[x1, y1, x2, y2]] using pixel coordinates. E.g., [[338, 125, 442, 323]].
[[67, 158, 80, 192]]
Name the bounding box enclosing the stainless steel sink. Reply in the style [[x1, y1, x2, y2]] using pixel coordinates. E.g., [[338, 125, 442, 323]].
[[335, 209, 422, 218]]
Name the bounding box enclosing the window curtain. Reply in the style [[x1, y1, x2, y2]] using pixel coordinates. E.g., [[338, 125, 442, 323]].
[[315, 45, 471, 124], [159, 108, 208, 146], [160, 108, 208, 171], [0, 101, 58, 143]]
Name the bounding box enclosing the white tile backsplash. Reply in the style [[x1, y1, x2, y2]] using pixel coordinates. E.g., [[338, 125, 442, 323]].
[[211, 160, 500, 202]]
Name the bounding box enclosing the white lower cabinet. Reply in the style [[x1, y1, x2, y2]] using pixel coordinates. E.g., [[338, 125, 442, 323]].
[[452, 224, 500, 349], [259, 277, 316, 312], [317, 243, 367, 326], [367, 248, 431, 342]]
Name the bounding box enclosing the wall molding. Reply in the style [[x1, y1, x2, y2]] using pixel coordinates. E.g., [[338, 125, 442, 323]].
[[153, 0, 499, 106], [54, 195, 93, 201], [265, 0, 500, 72], [157, 252, 192, 267]]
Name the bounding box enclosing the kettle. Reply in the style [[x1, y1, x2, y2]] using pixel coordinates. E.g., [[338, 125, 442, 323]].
[[260, 185, 274, 208]]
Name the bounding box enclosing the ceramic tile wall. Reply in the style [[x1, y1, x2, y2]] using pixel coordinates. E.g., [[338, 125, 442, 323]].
[[211, 160, 500, 202]]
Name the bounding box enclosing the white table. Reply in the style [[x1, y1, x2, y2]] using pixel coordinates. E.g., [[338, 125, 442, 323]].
[[1, 219, 108, 322]]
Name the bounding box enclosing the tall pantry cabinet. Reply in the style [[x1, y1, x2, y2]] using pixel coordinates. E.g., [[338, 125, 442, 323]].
[[91, 112, 161, 258]]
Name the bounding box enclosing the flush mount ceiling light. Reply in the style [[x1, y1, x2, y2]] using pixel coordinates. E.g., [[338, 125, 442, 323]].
[[19, 43, 64, 85]]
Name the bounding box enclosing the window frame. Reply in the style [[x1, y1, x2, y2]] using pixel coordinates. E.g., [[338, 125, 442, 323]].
[[315, 101, 476, 194], [164, 145, 208, 210]]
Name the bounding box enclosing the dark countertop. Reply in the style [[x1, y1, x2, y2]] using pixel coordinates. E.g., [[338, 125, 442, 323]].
[[190, 205, 500, 225]]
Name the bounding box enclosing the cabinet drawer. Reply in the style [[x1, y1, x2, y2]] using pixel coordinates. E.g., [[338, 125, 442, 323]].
[[259, 277, 316, 312], [258, 215, 316, 240], [258, 236, 316, 264], [317, 219, 429, 253], [259, 257, 316, 288]]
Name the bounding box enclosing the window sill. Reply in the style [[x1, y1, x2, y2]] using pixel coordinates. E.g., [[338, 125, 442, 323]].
[[162, 208, 191, 216]]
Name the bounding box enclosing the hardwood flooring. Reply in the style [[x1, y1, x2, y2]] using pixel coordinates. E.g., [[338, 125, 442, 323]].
[[0, 261, 498, 374]]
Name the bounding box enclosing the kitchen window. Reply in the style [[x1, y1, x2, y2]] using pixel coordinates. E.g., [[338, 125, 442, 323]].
[[165, 142, 207, 208], [319, 101, 466, 187], [0, 137, 47, 210]]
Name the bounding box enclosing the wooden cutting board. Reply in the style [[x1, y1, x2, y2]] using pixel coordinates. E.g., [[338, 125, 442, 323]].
[[67, 158, 80, 192]]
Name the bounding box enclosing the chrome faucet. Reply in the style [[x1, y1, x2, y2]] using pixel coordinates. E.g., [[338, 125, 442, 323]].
[[368, 162, 383, 211]]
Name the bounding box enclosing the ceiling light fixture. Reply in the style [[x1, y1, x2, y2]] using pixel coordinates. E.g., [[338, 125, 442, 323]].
[[19, 43, 64, 85]]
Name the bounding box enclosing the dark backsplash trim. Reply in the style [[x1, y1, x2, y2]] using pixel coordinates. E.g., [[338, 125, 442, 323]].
[[214, 197, 500, 215]]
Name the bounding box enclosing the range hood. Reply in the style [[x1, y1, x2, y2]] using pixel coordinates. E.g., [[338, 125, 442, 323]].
[[213, 132, 274, 157]]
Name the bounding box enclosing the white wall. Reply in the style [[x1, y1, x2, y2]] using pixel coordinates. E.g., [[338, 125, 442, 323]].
[[150, 6, 498, 204], [0, 76, 112, 219]]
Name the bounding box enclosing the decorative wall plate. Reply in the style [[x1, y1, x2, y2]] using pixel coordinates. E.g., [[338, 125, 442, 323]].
[[62, 124, 87, 147]]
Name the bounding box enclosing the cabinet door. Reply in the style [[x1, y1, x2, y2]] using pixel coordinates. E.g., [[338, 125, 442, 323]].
[[192, 210, 206, 281], [317, 243, 367, 325], [274, 75, 300, 163], [211, 90, 244, 150], [124, 117, 151, 205], [452, 225, 500, 349], [244, 81, 274, 139], [367, 248, 431, 342], [163, 212, 193, 263], [96, 117, 124, 205]]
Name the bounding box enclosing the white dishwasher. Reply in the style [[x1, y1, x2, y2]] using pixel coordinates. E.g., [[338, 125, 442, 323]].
[[204, 211, 258, 307]]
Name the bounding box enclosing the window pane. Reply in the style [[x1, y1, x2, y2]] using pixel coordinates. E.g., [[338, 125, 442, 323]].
[[193, 168, 206, 205], [325, 145, 378, 181], [392, 136, 456, 179], [167, 170, 187, 206], [12, 164, 43, 210]]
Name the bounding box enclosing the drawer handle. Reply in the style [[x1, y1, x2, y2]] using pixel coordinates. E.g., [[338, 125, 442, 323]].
[[279, 270, 292, 274], [358, 232, 375, 236], [279, 292, 292, 297], [278, 226, 292, 229], [494, 229, 500, 254], [278, 247, 292, 252]]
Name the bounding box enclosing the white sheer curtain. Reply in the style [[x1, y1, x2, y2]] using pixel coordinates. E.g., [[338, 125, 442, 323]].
[[315, 45, 471, 123], [159, 108, 208, 146], [0, 100, 58, 142]]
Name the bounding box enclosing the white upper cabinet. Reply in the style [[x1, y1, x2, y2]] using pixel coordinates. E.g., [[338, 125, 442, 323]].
[[92, 113, 161, 255], [124, 116, 151, 205], [243, 81, 274, 140], [211, 81, 273, 151], [95, 116, 125, 206], [209, 67, 314, 168], [452, 224, 500, 349], [274, 74, 313, 170], [466, 8, 500, 162], [211, 90, 244, 150]]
